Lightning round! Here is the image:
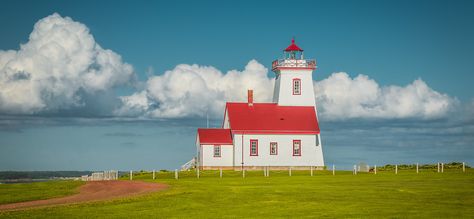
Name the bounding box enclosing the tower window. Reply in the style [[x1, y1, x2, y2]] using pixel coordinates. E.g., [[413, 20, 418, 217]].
[[250, 139, 258, 156], [270, 142, 278, 155], [213, 145, 221, 157], [293, 78, 301, 95], [293, 140, 301, 156]]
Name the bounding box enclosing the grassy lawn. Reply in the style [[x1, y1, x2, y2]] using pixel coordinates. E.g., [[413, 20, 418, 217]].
[[0, 180, 84, 205], [1, 170, 473, 218]]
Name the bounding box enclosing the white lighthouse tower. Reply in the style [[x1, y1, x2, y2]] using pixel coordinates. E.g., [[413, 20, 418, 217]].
[[272, 38, 317, 106]]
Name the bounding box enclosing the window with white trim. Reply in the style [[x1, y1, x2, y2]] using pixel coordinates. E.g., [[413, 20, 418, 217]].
[[250, 139, 258, 156], [270, 142, 278, 155], [293, 140, 301, 156], [213, 145, 221, 157], [293, 78, 301, 95]]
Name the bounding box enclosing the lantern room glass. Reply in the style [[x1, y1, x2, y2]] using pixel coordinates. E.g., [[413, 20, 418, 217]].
[[285, 51, 303, 60]]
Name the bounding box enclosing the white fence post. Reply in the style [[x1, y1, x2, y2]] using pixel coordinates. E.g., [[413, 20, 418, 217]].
[[332, 164, 335, 176], [441, 163, 444, 173], [263, 167, 266, 177], [289, 167, 292, 176], [153, 169, 156, 180], [437, 162, 440, 173], [310, 166, 313, 176], [197, 168, 200, 179], [267, 166, 270, 177], [416, 163, 419, 174], [130, 170, 133, 180], [175, 169, 178, 179], [374, 165, 377, 175], [395, 165, 398, 174], [463, 162, 466, 173], [220, 168, 223, 178]]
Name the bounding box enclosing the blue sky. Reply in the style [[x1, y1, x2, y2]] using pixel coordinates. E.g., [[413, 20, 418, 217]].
[[0, 0, 473, 170], [2, 0, 473, 99]]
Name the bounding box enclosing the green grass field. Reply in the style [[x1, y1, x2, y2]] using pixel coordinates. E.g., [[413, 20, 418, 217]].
[[1, 170, 473, 218], [0, 180, 84, 205]]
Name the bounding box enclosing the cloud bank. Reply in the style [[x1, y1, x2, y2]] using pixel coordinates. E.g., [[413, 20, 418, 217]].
[[0, 13, 134, 115], [314, 73, 456, 120], [117, 65, 455, 120], [0, 13, 459, 121], [115, 60, 274, 118]]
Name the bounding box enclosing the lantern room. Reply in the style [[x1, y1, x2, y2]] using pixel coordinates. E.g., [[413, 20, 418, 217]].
[[271, 38, 316, 72], [284, 38, 304, 60]]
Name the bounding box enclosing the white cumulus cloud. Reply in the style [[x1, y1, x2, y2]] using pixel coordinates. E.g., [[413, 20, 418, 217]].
[[0, 13, 134, 114], [115, 60, 274, 118], [314, 72, 456, 120]]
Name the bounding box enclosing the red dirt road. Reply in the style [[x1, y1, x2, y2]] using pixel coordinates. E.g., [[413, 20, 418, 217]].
[[0, 181, 168, 211]]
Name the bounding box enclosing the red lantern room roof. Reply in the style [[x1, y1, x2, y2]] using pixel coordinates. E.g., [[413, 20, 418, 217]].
[[284, 38, 303, 52]]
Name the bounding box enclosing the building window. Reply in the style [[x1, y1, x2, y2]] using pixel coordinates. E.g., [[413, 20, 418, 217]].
[[293, 140, 301, 156], [293, 78, 301, 95], [316, 135, 320, 146], [250, 139, 258, 156], [270, 142, 278, 155], [213, 145, 221, 157]]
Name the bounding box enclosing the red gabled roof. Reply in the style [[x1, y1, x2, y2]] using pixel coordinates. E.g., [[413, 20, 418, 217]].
[[225, 103, 320, 134], [284, 38, 303, 52], [197, 128, 233, 145]]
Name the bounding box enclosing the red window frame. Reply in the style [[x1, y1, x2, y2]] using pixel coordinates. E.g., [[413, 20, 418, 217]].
[[270, 142, 278, 155], [293, 140, 301, 156], [213, 145, 221, 157], [250, 139, 258, 156], [292, 78, 301, 95]]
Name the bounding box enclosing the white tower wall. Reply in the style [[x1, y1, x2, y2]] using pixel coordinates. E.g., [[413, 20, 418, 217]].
[[273, 69, 315, 106]]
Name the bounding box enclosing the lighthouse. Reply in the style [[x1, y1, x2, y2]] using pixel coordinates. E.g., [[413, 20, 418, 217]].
[[272, 38, 317, 107], [194, 39, 324, 170]]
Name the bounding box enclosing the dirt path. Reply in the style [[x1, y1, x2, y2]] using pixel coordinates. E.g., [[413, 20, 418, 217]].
[[0, 181, 168, 211]]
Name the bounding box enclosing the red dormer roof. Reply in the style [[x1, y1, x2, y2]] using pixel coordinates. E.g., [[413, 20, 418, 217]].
[[225, 103, 320, 134], [284, 38, 303, 52], [197, 128, 233, 145]]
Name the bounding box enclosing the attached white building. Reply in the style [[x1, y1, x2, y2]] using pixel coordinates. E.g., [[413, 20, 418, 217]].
[[196, 39, 324, 170]]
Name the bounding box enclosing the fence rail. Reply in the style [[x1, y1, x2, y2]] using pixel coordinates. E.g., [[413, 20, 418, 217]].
[[81, 170, 118, 181], [122, 162, 470, 180]]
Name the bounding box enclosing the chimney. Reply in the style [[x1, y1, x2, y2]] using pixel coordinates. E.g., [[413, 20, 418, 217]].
[[247, 89, 253, 106]]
